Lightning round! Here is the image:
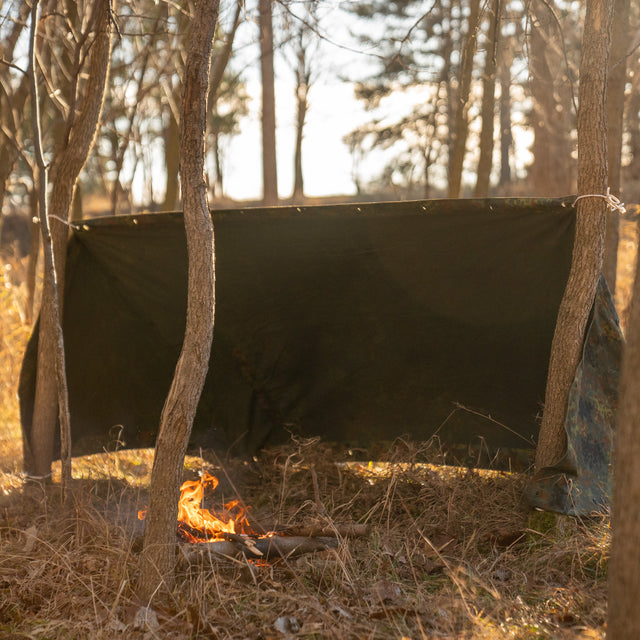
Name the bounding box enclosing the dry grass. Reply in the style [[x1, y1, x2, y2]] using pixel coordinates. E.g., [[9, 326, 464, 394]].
[[2, 222, 637, 639], [0, 443, 610, 639]]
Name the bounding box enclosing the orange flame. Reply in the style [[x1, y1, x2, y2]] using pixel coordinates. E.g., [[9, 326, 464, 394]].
[[179, 472, 243, 538], [178, 472, 248, 539], [138, 471, 252, 542]]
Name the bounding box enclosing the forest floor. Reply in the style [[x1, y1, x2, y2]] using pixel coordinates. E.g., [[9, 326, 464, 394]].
[[0, 216, 637, 639]]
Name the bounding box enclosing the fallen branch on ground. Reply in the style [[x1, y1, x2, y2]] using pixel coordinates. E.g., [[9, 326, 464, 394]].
[[179, 535, 339, 562]]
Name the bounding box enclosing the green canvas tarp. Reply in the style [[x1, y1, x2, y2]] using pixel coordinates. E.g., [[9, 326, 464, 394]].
[[19, 197, 623, 514]]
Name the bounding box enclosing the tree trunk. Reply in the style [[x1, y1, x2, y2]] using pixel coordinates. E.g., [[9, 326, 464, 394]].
[[28, 0, 74, 500], [138, 0, 219, 601], [163, 109, 180, 211], [292, 69, 308, 202], [259, 0, 278, 205], [498, 52, 513, 189], [212, 130, 223, 199], [208, 0, 242, 103], [447, 0, 481, 198], [603, 0, 630, 294], [626, 85, 640, 202], [608, 197, 640, 639], [474, 0, 502, 197], [28, 0, 113, 477], [26, 191, 40, 326], [528, 0, 574, 196], [535, 0, 613, 471]]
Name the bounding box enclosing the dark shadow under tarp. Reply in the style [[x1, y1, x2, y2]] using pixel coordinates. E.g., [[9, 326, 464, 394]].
[[19, 198, 623, 513]]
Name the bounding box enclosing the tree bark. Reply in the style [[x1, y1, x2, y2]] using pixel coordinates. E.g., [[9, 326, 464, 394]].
[[138, 0, 219, 601], [26, 190, 40, 326], [259, 0, 278, 205], [474, 0, 502, 197], [28, 0, 74, 501], [602, 0, 630, 294], [163, 109, 181, 211], [534, 0, 613, 471], [447, 0, 480, 198], [608, 192, 640, 639], [28, 0, 113, 477]]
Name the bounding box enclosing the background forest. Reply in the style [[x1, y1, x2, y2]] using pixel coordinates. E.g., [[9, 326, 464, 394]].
[[1, 0, 638, 218]]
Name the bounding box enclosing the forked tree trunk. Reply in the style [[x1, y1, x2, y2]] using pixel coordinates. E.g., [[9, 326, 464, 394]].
[[138, 0, 219, 601], [534, 0, 613, 471], [28, 0, 73, 499], [603, 0, 630, 293], [259, 0, 278, 205], [609, 197, 640, 639], [28, 0, 113, 477]]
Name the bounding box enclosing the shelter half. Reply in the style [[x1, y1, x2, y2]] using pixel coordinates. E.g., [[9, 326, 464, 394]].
[[19, 197, 623, 515]]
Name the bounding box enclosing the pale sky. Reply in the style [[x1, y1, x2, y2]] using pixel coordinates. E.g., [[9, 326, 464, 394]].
[[221, 76, 367, 201]]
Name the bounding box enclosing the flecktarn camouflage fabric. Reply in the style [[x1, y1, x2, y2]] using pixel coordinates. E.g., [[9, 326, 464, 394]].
[[526, 276, 623, 515]]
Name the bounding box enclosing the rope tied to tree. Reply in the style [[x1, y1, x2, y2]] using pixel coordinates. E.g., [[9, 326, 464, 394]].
[[573, 187, 626, 215], [32, 215, 82, 230]]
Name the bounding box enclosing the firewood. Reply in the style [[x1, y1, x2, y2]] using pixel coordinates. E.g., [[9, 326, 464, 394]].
[[180, 535, 339, 562]]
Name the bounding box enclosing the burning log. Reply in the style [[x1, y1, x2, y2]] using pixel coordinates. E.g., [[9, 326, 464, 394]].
[[139, 471, 370, 564], [177, 521, 369, 562]]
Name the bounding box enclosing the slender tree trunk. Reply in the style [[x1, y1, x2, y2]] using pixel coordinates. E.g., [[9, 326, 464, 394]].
[[163, 109, 181, 210], [259, 0, 278, 205], [28, 0, 74, 500], [28, 0, 113, 477], [498, 53, 513, 189], [138, 0, 219, 601], [292, 83, 308, 202], [212, 130, 223, 198], [528, 0, 574, 195], [26, 191, 40, 326], [206, 0, 242, 203], [474, 0, 502, 197], [535, 0, 613, 471], [603, 0, 630, 293], [208, 0, 243, 103], [609, 199, 640, 639], [448, 0, 481, 198]]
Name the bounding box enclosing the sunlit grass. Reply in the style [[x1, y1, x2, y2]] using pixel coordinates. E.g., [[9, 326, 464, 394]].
[[1, 220, 637, 639], [0, 254, 34, 473]]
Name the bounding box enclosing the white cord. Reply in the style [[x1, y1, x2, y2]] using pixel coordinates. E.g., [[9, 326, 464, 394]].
[[573, 187, 626, 215], [32, 215, 81, 230], [49, 215, 81, 230]]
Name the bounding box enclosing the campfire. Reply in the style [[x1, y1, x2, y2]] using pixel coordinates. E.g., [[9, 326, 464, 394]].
[[139, 471, 368, 561], [173, 472, 253, 543]]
